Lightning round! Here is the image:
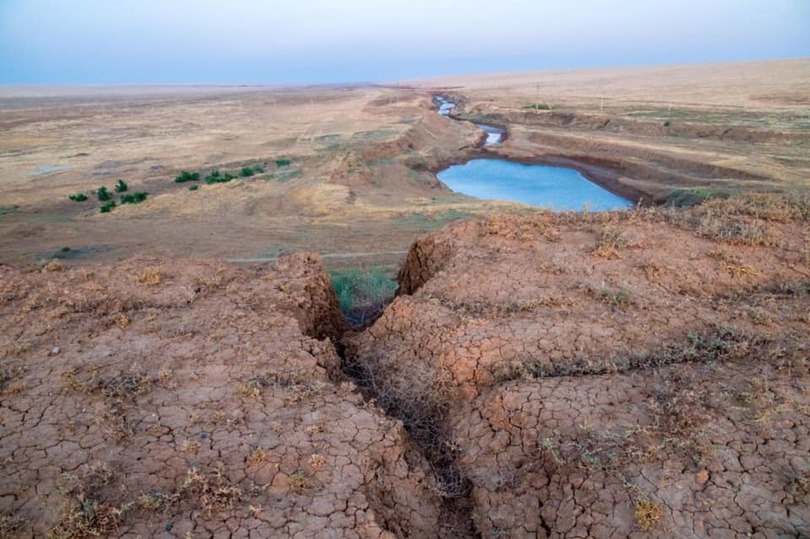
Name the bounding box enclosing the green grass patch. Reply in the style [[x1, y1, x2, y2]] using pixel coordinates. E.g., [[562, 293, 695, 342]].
[[114, 179, 128, 193], [175, 171, 200, 183], [329, 267, 398, 313], [99, 200, 116, 213], [69, 193, 88, 202], [205, 170, 235, 184], [120, 192, 148, 205], [96, 186, 112, 202], [400, 209, 473, 229], [0, 205, 20, 217], [277, 169, 301, 182], [667, 187, 727, 207]]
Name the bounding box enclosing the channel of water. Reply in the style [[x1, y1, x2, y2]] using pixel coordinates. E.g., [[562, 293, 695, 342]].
[[433, 95, 630, 211]]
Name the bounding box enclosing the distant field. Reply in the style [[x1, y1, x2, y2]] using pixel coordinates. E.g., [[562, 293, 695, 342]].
[[0, 59, 808, 266]]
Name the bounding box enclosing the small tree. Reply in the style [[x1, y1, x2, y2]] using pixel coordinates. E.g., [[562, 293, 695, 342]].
[[115, 179, 128, 193]]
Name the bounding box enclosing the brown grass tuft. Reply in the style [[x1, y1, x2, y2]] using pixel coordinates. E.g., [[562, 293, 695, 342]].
[[136, 268, 162, 285], [634, 498, 662, 532]]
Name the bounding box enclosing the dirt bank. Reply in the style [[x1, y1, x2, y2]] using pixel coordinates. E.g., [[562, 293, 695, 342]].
[[2, 195, 808, 537], [0, 254, 442, 537], [346, 195, 810, 537]]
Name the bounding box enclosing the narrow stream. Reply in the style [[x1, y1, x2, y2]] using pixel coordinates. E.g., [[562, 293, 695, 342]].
[[435, 95, 505, 146], [433, 95, 630, 210]]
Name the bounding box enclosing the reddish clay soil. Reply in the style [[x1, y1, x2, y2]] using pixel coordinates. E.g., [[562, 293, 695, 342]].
[[0, 255, 441, 537], [2, 195, 809, 537], [347, 195, 809, 537]]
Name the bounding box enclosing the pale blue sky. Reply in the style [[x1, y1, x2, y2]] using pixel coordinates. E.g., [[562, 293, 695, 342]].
[[1, 0, 808, 84]]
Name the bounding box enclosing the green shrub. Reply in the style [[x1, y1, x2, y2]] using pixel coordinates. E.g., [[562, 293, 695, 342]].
[[204, 170, 235, 184], [524, 103, 551, 111], [254, 165, 265, 173], [275, 158, 291, 167], [189, 185, 199, 191], [329, 267, 398, 313], [96, 186, 112, 202], [120, 192, 148, 205], [114, 179, 128, 193], [175, 171, 200, 183], [240, 167, 255, 177], [663, 120, 671, 127], [667, 187, 724, 207], [99, 200, 116, 213], [69, 193, 88, 202]]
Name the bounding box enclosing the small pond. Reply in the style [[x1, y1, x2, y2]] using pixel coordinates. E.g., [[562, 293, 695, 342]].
[[437, 159, 632, 211]]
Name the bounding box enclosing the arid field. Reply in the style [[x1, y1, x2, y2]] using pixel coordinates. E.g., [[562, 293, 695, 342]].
[[1, 60, 809, 537], [1, 59, 808, 268]]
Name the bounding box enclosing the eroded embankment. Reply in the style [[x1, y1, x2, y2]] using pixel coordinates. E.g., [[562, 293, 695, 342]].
[[0, 255, 444, 537], [345, 194, 810, 537], [2, 195, 809, 538]]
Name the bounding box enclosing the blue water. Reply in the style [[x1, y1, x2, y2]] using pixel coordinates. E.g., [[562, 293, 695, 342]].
[[435, 95, 505, 145], [437, 159, 632, 211]]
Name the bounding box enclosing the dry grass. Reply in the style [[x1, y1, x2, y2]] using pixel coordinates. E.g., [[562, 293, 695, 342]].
[[288, 470, 310, 492], [136, 268, 162, 286], [593, 227, 630, 259], [179, 467, 242, 516], [237, 368, 325, 402], [634, 498, 662, 532], [49, 463, 131, 539]]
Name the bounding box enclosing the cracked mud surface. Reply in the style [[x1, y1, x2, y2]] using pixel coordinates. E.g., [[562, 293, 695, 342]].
[[1, 255, 440, 537], [2, 195, 809, 537], [347, 196, 809, 537]]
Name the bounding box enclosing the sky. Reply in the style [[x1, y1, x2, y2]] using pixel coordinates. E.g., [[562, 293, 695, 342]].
[[1, 0, 808, 84]]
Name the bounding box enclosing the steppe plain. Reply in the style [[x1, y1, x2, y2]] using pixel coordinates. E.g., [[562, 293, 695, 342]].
[[0, 59, 808, 537]]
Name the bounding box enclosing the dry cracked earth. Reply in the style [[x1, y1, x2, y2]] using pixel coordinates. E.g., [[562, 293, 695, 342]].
[[1, 194, 809, 537]]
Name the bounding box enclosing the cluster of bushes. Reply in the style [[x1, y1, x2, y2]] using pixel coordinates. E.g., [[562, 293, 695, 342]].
[[174, 161, 293, 189], [174, 171, 200, 183], [68, 179, 147, 213], [174, 163, 272, 187], [205, 170, 236, 184]]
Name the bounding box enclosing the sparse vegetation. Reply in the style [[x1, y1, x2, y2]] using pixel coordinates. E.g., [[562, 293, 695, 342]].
[[69, 193, 88, 202], [524, 103, 552, 110], [96, 186, 112, 202], [114, 179, 128, 193], [288, 470, 309, 491], [634, 498, 662, 532], [666, 187, 725, 207], [136, 267, 162, 285], [174, 171, 200, 183], [205, 170, 235, 184], [329, 267, 398, 314], [237, 369, 325, 402], [119, 192, 148, 205]]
